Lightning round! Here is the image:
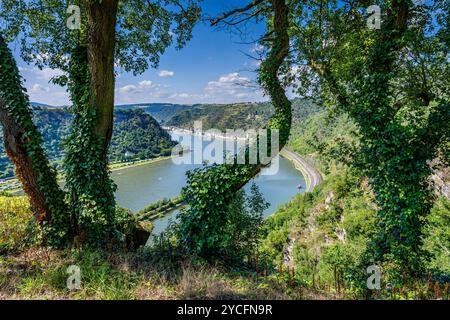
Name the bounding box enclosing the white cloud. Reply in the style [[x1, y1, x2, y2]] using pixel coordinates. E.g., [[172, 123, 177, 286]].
[[249, 44, 265, 54], [30, 84, 50, 93], [118, 84, 139, 94], [168, 92, 206, 100], [118, 80, 157, 95], [114, 72, 268, 105], [116, 80, 166, 103], [158, 70, 175, 77], [26, 83, 69, 106], [138, 80, 155, 88], [37, 68, 64, 81], [206, 73, 254, 91], [22, 66, 65, 82]]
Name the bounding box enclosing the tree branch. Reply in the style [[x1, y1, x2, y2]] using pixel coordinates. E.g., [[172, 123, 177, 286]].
[[210, 0, 264, 26]]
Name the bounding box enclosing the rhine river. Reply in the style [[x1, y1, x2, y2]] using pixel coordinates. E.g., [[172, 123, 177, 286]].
[[112, 132, 306, 234]]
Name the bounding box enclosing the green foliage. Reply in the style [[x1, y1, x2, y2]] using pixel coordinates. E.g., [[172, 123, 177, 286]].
[[0, 107, 176, 178], [167, 102, 275, 131], [116, 103, 194, 124], [110, 109, 176, 162], [8, 249, 141, 299], [176, 181, 267, 264], [0, 34, 70, 246], [62, 45, 117, 246], [173, 0, 292, 264], [114, 207, 139, 243], [221, 184, 269, 263], [262, 84, 449, 295], [0, 0, 201, 249], [116, 0, 202, 74], [175, 163, 255, 258], [261, 167, 377, 291], [422, 198, 450, 279], [166, 98, 319, 131], [0, 196, 33, 254], [137, 196, 183, 220], [0, 0, 201, 79], [289, 110, 360, 174], [287, 0, 450, 275], [0, 247, 296, 300]]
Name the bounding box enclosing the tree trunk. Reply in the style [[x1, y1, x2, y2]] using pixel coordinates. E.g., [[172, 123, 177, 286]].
[[0, 100, 47, 221], [231, 0, 292, 191], [85, 0, 119, 156], [0, 35, 69, 245]]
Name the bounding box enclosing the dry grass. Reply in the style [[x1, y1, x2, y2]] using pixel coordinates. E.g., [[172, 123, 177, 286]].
[[0, 248, 299, 300]]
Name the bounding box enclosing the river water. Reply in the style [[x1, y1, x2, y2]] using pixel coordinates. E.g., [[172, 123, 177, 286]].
[[112, 132, 306, 234]]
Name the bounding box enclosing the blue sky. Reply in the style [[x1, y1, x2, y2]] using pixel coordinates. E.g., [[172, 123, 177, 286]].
[[9, 0, 271, 106]]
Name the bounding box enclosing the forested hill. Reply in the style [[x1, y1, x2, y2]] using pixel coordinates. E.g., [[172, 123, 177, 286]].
[[110, 109, 176, 161], [0, 108, 176, 179], [115, 103, 195, 124], [165, 98, 321, 131]]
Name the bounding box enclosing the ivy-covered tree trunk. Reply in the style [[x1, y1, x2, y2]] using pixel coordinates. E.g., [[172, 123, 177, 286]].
[[260, 0, 292, 147], [59, 1, 120, 246], [178, 0, 292, 256], [327, 1, 448, 277], [85, 0, 119, 156], [351, 1, 419, 277], [295, 0, 449, 280], [63, 44, 118, 247], [0, 35, 70, 246]]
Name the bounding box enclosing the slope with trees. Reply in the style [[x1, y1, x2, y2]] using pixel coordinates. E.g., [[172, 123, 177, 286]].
[[165, 99, 320, 131], [0, 108, 177, 179]]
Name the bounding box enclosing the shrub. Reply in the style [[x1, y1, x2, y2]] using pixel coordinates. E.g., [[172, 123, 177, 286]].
[[0, 196, 34, 253], [422, 198, 450, 280], [175, 181, 268, 265]]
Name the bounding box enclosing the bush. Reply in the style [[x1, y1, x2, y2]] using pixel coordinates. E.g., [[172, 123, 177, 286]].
[[175, 181, 268, 265], [0, 196, 34, 253], [422, 198, 450, 279]]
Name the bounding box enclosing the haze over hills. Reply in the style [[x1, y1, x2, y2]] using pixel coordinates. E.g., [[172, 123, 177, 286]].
[[30, 102, 60, 108]]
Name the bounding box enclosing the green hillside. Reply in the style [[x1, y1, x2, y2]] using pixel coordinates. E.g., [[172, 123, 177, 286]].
[[260, 109, 450, 296], [115, 103, 195, 123], [0, 108, 176, 179], [165, 99, 321, 131]]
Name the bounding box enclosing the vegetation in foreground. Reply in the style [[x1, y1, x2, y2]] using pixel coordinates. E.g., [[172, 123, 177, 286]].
[[1, 104, 448, 300], [1, 191, 448, 300], [0, 0, 448, 300], [0, 248, 302, 300]]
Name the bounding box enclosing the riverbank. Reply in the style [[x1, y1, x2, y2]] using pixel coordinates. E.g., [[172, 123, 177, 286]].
[[139, 149, 322, 227], [136, 196, 185, 222], [164, 126, 252, 141], [1, 155, 175, 195], [110, 156, 172, 172], [279, 148, 323, 192], [165, 126, 323, 193]]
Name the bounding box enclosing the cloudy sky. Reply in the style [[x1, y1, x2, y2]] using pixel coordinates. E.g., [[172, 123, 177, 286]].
[[8, 1, 272, 106]]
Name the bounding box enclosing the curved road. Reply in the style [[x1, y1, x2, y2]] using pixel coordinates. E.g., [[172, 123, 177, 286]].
[[280, 148, 323, 192]]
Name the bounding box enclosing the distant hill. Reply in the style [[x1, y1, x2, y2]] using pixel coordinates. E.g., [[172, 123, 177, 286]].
[[115, 103, 195, 123], [30, 102, 63, 108], [110, 109, 177, 161], [165, 99, 322, 131], [0, 107, 176, 179]]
